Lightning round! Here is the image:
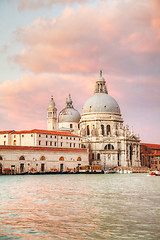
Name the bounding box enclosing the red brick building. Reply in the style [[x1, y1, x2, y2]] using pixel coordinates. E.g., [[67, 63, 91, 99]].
[[140, 143, 160, 171]]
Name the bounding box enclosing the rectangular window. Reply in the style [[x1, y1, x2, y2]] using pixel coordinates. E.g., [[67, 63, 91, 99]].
[[46, 135, 48, 138], [70, 124, 73, 128], [39, 134, 41, 137], [14, 135, 16, 138], [50, 142, 52, 146], [46, 141, 48, 146], [70, 137, 72, 140], [22, 135, 24, 138], [66, 137, 68, 139], [50, 135, 52, 138], [4, 141, 6, 145], [54, 142, 56, 146], [70, 143, 72, 147], [4, 135, 6, 138], [39, 141, 41, 145], [61, 137, 63, 139], [61, 143, 63, 147], [74, 143, 75, 147], [55, 136, 56, 138], [31, 134, 33, 137], [155, 161, 157, 164], [74, 138, 75, 140]]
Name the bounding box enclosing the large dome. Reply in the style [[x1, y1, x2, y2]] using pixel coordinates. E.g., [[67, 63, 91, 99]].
[[82, 71, 121, 115], [82, 93, 120, 114], [58, 94, 81, 123]]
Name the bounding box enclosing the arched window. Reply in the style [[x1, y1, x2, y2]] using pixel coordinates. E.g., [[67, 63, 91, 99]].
[[0, 156, 3, 160], [13, 140, 16, 146], [40, 156, 46, 161], [59, 156, 64, 161], [77, 157, 81, 161], [19, 156, 25, 160], [104, 144, 114, 150], [87, 125, 90, 135], [92, 153, 94, 159], [101, 125, 104, 135], [97, 153, 100, 160], [107, 125, 111, 135]]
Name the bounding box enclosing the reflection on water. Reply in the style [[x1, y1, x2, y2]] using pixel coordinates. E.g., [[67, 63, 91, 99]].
[[0, 174, 160, 239]]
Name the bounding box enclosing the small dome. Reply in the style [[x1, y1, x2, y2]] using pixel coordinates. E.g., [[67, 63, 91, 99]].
[[48, 96, 55, 108], [82, 93, 120, 114], [58, 108, 81, 123], [58, 94, 81, 123]]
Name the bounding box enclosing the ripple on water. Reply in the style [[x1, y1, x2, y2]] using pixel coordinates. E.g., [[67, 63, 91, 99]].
[[0, 174, 160, 239]]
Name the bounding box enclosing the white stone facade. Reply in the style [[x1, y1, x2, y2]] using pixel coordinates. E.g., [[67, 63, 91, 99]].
[[0, 130, 81, 149], [0, 146, 88, 174]]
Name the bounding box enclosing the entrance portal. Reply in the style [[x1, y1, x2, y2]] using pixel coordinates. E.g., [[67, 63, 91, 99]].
[[20, 163, 24, 173], [60, 163, 63, 172]]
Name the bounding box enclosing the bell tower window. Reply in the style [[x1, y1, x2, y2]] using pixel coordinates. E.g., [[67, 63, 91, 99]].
[[48, 112, 52, 117]]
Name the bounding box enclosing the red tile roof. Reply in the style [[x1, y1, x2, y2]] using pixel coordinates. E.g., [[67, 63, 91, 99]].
[[0, 145, 87, 152], [140, 143, 160, 150], [0, 130, 15, 134], [13, 129, 80, 137]]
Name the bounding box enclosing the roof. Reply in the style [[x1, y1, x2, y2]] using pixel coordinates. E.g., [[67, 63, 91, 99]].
[[0, 145, 87, 152], [0, 130, 15, 134], [11, 129, 80, 137], [140, 143, 160, 150], [149, 153, 160, 156]]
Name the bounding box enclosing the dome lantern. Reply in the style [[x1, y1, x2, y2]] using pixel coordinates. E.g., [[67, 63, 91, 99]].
[[94, 70, 108, 94]]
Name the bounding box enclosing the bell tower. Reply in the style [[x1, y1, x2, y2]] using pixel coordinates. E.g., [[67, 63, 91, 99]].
[[47, 96, 57, 130]]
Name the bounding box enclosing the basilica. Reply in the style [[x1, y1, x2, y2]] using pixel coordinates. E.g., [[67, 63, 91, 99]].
[[47, 71, 141, 169], [0, 71, 141, 174]]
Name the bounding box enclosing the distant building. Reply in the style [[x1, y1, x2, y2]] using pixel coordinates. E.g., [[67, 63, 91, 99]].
[[0, 129, 88, 174], [0, 71, 142, 174], [140, 143, 160, 171]]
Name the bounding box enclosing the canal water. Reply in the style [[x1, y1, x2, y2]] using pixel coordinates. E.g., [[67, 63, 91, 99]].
[[0, 174, 160, 239]]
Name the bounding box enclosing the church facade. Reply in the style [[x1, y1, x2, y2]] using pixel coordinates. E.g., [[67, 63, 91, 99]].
[[47, 71, 141, 169]]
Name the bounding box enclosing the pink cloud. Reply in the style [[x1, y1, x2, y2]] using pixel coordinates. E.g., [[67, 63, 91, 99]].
[[18, 0, 91, 11], [13, 1, 160, 78], [1, 0, 160, 143], [0, 73, 96, 130]]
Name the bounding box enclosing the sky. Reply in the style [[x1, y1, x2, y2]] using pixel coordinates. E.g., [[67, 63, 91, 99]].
[[0, 0, 160, 144]]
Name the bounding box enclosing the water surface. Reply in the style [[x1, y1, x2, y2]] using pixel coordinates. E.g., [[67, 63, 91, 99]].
[[0, 174, 160, 239]]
